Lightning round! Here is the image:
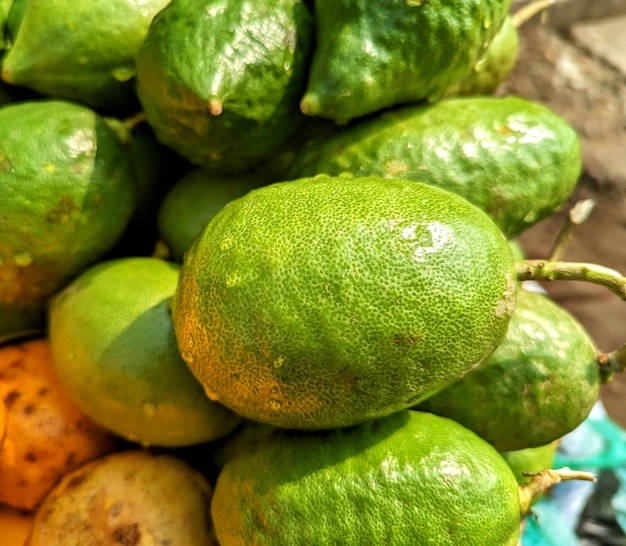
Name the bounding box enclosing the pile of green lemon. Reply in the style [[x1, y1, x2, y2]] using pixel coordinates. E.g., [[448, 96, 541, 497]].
[[1, 0, 622, 544]]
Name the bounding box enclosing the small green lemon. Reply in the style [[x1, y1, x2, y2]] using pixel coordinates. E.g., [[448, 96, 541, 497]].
[[49, 257, 241, 448], [157, 168, 270, 262], [418, 287, 600, 451]]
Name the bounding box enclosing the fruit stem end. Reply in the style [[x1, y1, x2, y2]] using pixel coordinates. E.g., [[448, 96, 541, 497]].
[[519, 467, 596, 515]]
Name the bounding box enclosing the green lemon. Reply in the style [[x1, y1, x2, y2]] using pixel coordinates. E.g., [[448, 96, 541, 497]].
[[501, 441, 559, 486], [300, 0, 511, 122], [136, 0, 314, 173], [1, 0, 170, 110], [445, 15, 519, 97], [49, 257, 241, 448], [0, 0, 12, 49], [0, 300, 46, 344], [418, 287, 600, 451], [157, 168, 270, 262], [173, 175, 517, 430], [107, 123, 191, 259], [212, 410, 522, 545], [287, 96, 581, 239], [0, 99, 137, 305]]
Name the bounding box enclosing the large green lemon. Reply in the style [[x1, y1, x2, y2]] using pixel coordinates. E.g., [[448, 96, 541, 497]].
[[173, 175, 517, 430], [211, 410, 522, 545]]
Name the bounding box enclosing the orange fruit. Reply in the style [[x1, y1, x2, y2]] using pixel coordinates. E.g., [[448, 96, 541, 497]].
[[0, 338, 116, 510]]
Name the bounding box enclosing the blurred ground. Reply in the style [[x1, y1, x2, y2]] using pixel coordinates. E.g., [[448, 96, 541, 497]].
[[500, 3, 626, 426]]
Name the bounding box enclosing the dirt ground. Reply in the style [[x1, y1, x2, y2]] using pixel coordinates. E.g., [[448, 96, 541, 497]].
[[498, 12, 626, 426]]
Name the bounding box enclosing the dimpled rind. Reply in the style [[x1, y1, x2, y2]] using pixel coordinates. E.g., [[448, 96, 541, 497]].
[[0, 100, 137, 305], [418, 288, 601, 452], [300, 0, 511, 122], [1, 0, 169, 109], [288, 96, 582, 239], [136, 0, 314, 173], [445, 15, 519, 97], [211, 410, 521, 545], [48, 257, 241, 448], [173, 175, 517, 430]]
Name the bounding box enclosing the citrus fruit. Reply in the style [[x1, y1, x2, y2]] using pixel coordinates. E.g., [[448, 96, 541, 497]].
[[417, 287, 600, 451], [157, 167, 270, 262], [0, 299, 46, 344], [173, 175, 517, 430], [0, 99, 137, 305], [108, 122, 190, 258], [500, 441, 559, 487], [211, 410, 522, 545], [0, 0, 12, 50], [136, 0, 314, 172], [300, 0, 511, 122], [444, 15, 519, 97], [49, 257, 241, 448], [26, 450, 217, 546], [1, 0, 170, 110], [287, 96, 582, 239], [0, 338, 116, 510]]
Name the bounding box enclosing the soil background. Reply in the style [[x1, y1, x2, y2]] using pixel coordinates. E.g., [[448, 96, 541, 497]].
[[501, 2, 626, 426]]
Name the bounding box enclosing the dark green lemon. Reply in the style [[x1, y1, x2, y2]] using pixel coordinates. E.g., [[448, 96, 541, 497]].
[[0, 100, 137, 305], [1, 0, 169, 110], [136, 0, 314, 173], [418, 287, 600, 451], [288, 96, 581, 239], [300, 0, 511, 122], [445, 15, 519, 97]]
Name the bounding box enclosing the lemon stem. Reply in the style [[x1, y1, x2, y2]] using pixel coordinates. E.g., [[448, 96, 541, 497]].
[[597, 344, 626, 383], [123, 111, 147, 132], [515, 260, 626, 300], [518, 467, 596, 515], [512, 0, 557, 28], [548, 199, 596, 261]]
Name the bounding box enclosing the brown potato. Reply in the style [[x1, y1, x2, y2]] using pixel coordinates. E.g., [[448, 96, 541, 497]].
[[0, 337, 117, 510], [26, 450, 217, 545]]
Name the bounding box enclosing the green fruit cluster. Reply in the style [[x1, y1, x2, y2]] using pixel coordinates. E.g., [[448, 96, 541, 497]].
[[0, 0, 616, 544]]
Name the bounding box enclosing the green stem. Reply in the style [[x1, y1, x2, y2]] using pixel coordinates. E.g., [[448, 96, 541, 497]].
[[548, 199, 596, 261], [123, 111, 147, 132], [516, 259, 626, 382], [519, 467, 596, 515], [598, 344, 626, 383], [512, 0, 556, 28], [515, 260, 626, 300]]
